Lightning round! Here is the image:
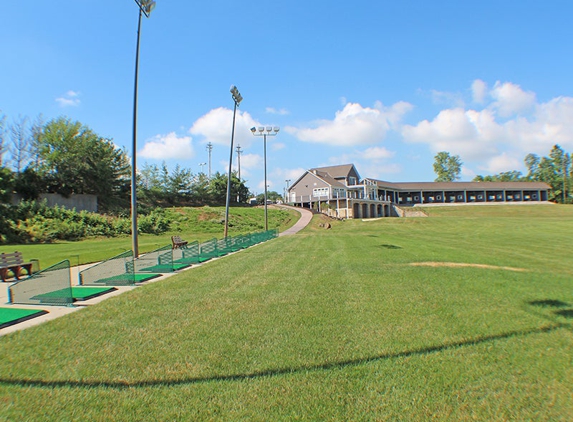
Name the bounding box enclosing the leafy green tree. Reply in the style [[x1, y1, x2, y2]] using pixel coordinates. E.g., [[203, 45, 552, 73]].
[[190, 172, 211, 206], [0, 166, 14, 203], [433, 151, 462, 182], [521, 145, 570, 203], [255, 190, 282, 205], [0, 113, 6, 167], [208, 171, 249, 205], [36, 117, 131, 212], [524, 153, 540, 180], [14, 167, 44, 200], [473, 170, 523, 182]]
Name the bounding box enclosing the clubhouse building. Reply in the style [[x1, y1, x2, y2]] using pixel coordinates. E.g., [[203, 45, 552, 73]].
[[287, 164, 551, 219]]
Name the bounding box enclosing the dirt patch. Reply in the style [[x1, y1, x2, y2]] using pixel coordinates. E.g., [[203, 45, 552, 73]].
[[198, 212, 219, 222], [410, 262, 527, 272]]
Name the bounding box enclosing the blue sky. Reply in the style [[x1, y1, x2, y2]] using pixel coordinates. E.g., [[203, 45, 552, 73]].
[[3, 0, 573, 195]]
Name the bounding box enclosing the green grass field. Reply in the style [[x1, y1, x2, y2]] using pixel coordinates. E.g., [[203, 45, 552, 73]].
[[0, 204, 572, 420]]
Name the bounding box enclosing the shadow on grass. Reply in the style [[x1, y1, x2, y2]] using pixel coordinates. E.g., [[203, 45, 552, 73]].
[[529, 299, 570, 308], [555, 309, 573, 318], [378, 244, 402, 249], [0, 324, 564, 390]]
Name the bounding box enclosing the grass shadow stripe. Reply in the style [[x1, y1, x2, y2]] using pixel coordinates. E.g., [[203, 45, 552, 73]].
[[0, 324, 563, 390]]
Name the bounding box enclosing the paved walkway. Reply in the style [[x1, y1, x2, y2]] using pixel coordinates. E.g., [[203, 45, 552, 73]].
[[0, 206, 313, 336], [275, 205, 314, 236]]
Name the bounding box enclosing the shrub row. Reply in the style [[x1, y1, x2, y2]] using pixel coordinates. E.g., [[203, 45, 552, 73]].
[[0, 201, 171, 244]]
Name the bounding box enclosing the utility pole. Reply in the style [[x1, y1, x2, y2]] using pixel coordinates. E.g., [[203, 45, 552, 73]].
[[206, 142, 213, 179], [236, 145, 242, 180]]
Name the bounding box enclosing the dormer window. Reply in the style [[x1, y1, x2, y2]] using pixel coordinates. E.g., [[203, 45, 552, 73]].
[[349, 176, 357, 185]]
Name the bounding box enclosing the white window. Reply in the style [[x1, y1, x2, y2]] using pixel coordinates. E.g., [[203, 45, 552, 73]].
[[349, 176, 357, 185], [312, 187, 329, 198]]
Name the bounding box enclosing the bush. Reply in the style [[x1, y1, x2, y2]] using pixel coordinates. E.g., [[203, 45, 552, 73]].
[[138, 208, 171, 234], [0, 200, 171, 243]]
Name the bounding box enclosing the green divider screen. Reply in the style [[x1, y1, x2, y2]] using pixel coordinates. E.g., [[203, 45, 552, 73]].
[[9, 260, 73, 306], [79, 250, 135, 286], [175, 241, 211, 264], [199, 238, 219, 261], [216, 238, 233, 256], [135, 245, 188, 273]]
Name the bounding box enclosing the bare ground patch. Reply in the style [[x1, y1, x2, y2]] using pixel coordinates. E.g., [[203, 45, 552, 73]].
[[409, 262, 527, 272]]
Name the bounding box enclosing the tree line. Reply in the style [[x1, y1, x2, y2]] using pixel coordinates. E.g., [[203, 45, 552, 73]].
[[0, 113, 252, 214], [433, 146, 572, 203]]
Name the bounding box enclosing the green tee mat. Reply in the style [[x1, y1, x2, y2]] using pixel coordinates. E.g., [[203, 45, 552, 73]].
[[31, 287, 117, 303], [0, 308, 48, 329], [86, 273, 161, 285], [138, 263, 190, 273]]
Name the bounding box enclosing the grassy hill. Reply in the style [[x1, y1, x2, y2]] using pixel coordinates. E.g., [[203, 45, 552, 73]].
[[4, 206, 299, 268], [0, 204, 571, 420]]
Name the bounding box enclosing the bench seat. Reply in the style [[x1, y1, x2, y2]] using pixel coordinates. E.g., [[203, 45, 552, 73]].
[[171, 235, 189, 249], [1, 252, 33, 282]]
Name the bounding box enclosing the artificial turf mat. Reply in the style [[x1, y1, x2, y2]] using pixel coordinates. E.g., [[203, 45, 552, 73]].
[[31, 287, 117, 304], [174, 257, 210, 264], [83, 273, 161, 286], [70, 286, 117, 301], [138, 263, 190, 272], [0, 308, 48, 329]]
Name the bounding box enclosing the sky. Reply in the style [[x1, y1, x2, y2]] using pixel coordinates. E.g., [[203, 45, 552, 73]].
[[2, 0, 573, 196]]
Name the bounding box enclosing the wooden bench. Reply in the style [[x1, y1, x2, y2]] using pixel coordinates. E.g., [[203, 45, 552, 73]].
[[0, 251, 34, 282], [171, 235, 189, 249]]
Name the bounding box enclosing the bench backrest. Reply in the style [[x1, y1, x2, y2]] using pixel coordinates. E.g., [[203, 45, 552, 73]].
[[1, 251, 25, 267]]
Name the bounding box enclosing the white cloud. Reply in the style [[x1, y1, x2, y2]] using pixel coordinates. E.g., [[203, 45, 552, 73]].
[[265, 107, 289, 115], [139, 132, 194, 159], [402, 108, 502, 159], [402, 80, 573, 176], [285, 101, 413, 146], [189, 107, 259, 148], [481, 153, 522, 174], [490, 81, 536, 117], [471, 79, 488, 104], [359, 146, 395, 160], [431, 90, 465, 108], [56, 90, 80, 107], [239, 153, 263, 174]]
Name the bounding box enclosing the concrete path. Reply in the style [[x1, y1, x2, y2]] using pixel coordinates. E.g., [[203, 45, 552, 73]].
[[276, 205, 314, 236], [0, 206, 313, 336]]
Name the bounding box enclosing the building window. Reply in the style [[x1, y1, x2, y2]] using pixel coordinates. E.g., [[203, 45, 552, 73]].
[[349, 176, 357, 185], [312, 187, 329, 198]]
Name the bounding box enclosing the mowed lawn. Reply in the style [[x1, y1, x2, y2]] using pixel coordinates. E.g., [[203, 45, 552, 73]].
[[0, 205, 572, 420]]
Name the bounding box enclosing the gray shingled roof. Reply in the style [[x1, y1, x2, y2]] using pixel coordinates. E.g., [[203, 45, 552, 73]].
[[366, 178, 550, 191], [310, 164, 360, 180], [310, 170, 347, 188]]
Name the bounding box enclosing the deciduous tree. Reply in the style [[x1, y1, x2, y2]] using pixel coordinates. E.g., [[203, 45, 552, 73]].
[[433, 151, 462, 182]]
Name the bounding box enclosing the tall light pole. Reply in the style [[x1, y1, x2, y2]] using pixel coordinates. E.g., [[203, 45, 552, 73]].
[[206, 142, 213, 179], [285, 179, 291, 204], [224, 85, 243, 238], [199, 162, 206, 174], [250, 126, 280, 231], [236, 145, 242, 180], [131, 0, 156, 258]]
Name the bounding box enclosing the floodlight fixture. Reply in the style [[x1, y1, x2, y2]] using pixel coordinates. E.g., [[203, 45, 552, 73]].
[[251, 125, 280, 231], [230, 85, 243, 105], [135, 0, 156, 17]]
